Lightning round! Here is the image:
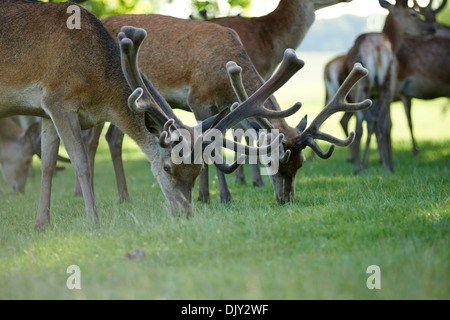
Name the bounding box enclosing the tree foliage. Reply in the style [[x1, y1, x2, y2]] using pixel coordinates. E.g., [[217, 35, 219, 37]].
[[42, 0, 251, 19], [190, 0, 252, 19]]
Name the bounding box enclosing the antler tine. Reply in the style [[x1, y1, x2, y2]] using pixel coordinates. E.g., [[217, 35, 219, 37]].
[[295, 63, 371, 155], [209, 49, 304, 135], [158, 119, 175, 148], [119, 26, 177, 131], [434, 0, 448, 16], [310, 63, 372, 131]]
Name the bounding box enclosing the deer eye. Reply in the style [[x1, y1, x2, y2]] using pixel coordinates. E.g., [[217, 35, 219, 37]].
[[163, 165, 171, 174]]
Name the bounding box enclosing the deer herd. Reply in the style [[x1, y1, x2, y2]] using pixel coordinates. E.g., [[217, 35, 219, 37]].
[[0, 0, 448, 229]]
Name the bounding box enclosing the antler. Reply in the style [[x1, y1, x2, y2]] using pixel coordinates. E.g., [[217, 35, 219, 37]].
[[295, 63, 372, 159]]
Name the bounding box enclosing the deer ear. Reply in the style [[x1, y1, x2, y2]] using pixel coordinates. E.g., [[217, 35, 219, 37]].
[[296, 115, 307, 132], [19, 122, 40, 144]]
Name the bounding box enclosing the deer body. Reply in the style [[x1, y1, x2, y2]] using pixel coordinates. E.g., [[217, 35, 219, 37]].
[[0, 118, 38, 194]]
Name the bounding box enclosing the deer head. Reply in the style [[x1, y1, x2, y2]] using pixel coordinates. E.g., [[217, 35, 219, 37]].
[[0, 121, 39, 194], [380, 0, 436, 38], [119, 26, 302, 215], [226, 54, 372, 203]]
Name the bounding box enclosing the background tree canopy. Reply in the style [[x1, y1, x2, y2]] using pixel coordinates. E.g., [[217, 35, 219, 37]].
[[44, 0, 252, 19]]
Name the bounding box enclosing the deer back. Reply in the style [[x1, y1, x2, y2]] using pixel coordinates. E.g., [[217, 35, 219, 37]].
[[0, 0, 129, 127]]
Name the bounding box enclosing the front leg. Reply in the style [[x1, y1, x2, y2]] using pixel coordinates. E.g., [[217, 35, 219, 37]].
[[216, 165, 232, 203], [50, 110, 98, 225], [105, 124, 130, 202], [197, 164, 210, 203]]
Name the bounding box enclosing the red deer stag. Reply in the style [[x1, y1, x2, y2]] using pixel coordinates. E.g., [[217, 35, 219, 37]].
[[325, 0, 435, 173], [101, 13, 371, 205], [0, 1, 293, 229]]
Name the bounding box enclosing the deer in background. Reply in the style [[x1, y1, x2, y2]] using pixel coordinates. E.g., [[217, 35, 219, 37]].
[[0, 119, 39, 195], [324, 0, 435, 173], [101, 13, 370, 205], [0, 1, 289, 229], [328, 1, 448, 157]]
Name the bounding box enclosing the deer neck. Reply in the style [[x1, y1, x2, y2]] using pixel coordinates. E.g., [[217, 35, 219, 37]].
[[260, 0, 316, 59], [382, 14, 404, 53]]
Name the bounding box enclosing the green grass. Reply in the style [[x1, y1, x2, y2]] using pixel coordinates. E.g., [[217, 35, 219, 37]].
[[0, 96, 448, 299]]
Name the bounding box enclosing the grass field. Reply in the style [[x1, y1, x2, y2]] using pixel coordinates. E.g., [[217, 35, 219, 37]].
[[0, 53, 449, 300]]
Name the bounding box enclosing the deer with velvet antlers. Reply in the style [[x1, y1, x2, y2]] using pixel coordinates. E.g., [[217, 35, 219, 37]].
[[0, 0, 293, 228]]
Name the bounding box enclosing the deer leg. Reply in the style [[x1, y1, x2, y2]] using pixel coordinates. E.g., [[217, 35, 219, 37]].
[[385, 111, 394, 172], [35, 118, 60, 230], [234, 131, 247, 185], [401, 96, 419, 155], [246, 134, 264, 187], [216, 165, 232, 203], [340, 112, 353, 137], [105, 124, 129, 202], [351, 110, 364, 174], [74, 124, 103, 197], [197, 164, 210, 203], [362, 116, 375, 171], [51, 111, 98, 225]]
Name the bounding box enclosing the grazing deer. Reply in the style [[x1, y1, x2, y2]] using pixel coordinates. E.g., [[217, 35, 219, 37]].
[[101, 13, 371, 205], [325, 0, 435, 173], [0, 1, 291, 229], [0, 118, 39, 195]]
